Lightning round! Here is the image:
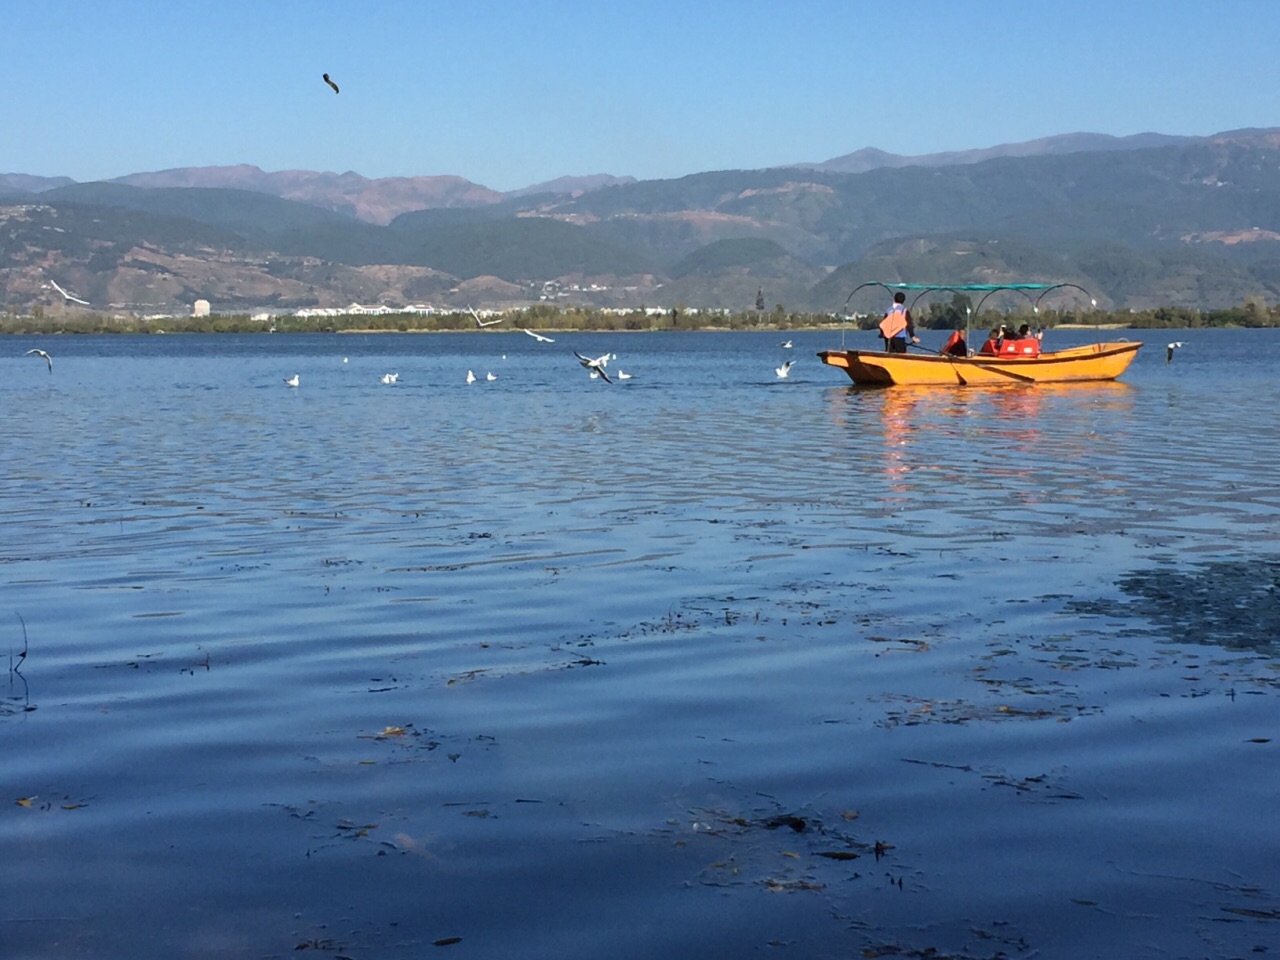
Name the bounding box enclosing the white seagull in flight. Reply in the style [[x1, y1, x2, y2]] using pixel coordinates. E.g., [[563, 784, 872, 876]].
[[49, 279, 90, 306], [574, 351, 613, 383], [470, 307, 503, 328], [522, 328, 555, 343], [1166, 341, 1184, 363], [775, 359, 794, 379], [25, 348, 52, 373], [780, 340, 793, 349]]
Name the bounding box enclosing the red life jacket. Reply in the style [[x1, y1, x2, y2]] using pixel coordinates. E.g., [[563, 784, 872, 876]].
[[940, 330, 966, 355]]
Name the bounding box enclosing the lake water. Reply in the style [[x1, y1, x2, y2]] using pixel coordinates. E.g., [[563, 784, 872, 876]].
[[2, 327, 1277, 959]]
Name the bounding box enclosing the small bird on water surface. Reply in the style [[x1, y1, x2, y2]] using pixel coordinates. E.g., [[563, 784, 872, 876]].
[[284, 374, 299, 387], [25, 348, 52, 373], [1166, 341, 1184, 364], [775, 359, 794, 379], [323, 73, 340, 94]]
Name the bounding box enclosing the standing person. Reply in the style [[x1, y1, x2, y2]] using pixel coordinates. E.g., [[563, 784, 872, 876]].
[[878, 291, 918, 353]]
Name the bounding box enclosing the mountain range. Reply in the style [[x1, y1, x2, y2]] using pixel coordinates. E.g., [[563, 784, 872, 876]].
[[5, 127, 1280, 315]]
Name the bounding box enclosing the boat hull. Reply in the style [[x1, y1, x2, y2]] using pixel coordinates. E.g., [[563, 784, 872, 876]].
[[817, 341, 1142, 386]]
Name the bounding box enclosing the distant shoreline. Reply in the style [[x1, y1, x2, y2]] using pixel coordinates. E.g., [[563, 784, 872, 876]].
[[7, 314, 1276, 335]]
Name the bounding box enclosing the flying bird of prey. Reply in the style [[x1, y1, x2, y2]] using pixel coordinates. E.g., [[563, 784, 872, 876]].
[[1166, 341, 1184, 363], [574, 351, 613, 383], [323, 73, 340, 94], [25, 348, 52, 373]]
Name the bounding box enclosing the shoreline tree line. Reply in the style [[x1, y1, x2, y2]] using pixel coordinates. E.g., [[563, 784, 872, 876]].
[[1, 298, 1277, 336]]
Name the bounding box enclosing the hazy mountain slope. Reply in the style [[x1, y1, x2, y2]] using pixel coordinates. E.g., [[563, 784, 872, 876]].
[[43, 182, 360, 235], [390, 217, 658, 281], [799, 131, 1196, 174], [110, 164, 503, 224], [0, 173, 75, 192]]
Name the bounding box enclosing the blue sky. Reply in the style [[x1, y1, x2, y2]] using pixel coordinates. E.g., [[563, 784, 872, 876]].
[[3, 0, 1277, 191]]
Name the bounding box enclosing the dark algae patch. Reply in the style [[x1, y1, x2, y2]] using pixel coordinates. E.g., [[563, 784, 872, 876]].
[[1069, 556, 1280, 656]]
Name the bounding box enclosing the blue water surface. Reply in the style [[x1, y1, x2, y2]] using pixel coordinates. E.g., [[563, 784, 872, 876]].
[[2, 327, 1277, 959]]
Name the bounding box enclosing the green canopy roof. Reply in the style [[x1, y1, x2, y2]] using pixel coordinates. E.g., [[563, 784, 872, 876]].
[[843, 281, 1096, 308], [871, 282, 1058, 291]]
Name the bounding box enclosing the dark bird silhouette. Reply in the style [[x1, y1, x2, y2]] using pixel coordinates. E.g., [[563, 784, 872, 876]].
[[323, 73, 340, 94], [25, 348, 52, 373]]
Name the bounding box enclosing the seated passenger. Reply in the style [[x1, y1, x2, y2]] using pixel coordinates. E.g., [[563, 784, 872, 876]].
[[977, 328, 1001, 356], [1011, 323, 1042, 355], [939, 326, 968, 357]]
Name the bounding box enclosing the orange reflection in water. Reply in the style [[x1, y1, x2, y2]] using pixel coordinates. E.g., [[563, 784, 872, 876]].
[[825, 381, 1136, 502]]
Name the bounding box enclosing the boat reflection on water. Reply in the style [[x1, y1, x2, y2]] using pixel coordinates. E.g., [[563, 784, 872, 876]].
[[825, 381, 1135, 508]]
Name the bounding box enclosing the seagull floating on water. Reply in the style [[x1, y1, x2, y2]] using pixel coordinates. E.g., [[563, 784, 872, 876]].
[[574, 351, 613, 383], [775, 359, 794, 379], [486, 371, 497, 381], [780, 340, 793, 349], [322, 73, 339, 93], [466, 370, 476, 384], [616, 369, 633, 380], [284, 374, 300, 387], [522, 329, 555, 343], [379, 372, 399, 384], [1166, 341, 1184, 363], [25, 348, 52, 373]]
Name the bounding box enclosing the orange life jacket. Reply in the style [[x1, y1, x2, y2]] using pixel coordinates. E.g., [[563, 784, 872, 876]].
[[878, 306, 908, 339]]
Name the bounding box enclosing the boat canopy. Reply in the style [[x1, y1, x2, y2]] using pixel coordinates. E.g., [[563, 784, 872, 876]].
[[844, 281, 1096, 313], [851, 282, 1058, 291]]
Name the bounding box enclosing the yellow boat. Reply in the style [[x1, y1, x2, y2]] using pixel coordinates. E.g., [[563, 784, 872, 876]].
[[818, 340, 1142, 386], [820, 281, 1142, 386]]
